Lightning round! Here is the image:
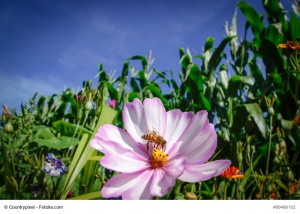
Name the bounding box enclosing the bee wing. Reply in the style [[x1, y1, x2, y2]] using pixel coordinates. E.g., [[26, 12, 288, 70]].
[[151, 127, 160, 135]]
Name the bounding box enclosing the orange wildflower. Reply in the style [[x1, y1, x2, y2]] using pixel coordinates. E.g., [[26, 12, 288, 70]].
[[221, 166, 244, 180], [289, 181, 299, 195], [266, 192, 277, 200], [294, 114, 300, 125], [277, 41, 300, 52]]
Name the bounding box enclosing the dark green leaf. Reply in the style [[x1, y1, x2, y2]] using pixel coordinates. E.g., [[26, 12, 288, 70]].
[[207, 36, 236, 77], [129, 55, 147, 71], [237, 1, 265, 37], [259, 39, 284, 73], [130, 78, 140, 92], [243, 103, 267, 139], [289, 12, 300, 41], [104, 81, 119, 101]]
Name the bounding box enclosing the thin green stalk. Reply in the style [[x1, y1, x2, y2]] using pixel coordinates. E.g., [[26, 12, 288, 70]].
[[77, 111, 90, 140], [248, 150, 259, 188], [8, 134, 16, 177], [224, 180, 228, 200], [266, 115, 273, 175]]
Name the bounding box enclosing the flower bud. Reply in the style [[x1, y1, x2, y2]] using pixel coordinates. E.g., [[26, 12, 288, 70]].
[[284, 169, 294, 183], [109, 99, 117, 109], [268, 107, 275, 116], [279, 140, 286, 152], [251, 145, 256, 154], [85, 101, 92, 111], [273, 156, 281, 164], [246, 144, 251, 155], [185, 192, 197, 200], [237, 152, 243, 163], [4, 122, 13, 133]]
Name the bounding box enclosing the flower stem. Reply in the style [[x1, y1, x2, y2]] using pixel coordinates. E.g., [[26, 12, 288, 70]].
[[224, 180, 228, 200], [8, 134, 16, 177], [266, 115, 273, 175], [77, 110, 89, 140]]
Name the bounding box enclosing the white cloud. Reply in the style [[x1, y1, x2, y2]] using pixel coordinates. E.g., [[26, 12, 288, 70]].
[[0, 71, 65, 112]]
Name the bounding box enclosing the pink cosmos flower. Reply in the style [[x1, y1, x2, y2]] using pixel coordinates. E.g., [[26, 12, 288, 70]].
[[90, 98, 231, 199]]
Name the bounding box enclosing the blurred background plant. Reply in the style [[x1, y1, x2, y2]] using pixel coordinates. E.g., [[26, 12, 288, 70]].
[[0, 0, 300, 200]]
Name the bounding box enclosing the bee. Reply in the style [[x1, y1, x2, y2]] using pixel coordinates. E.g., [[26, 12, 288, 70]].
[[141, 128, 167, 151]]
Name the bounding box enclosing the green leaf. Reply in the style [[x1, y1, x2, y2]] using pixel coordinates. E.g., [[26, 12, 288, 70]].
[[0, 134, 14, 199], [228, 74, 254, 99], [207, 36, 236, 78], [147, 84, 168, 106], [128, 92, 139, 102], [229, 8, 238, 59], [52, 120, 93, 137], [248, 56, 264, 82], [137, 71, 149, 88], [121, 61, 129, 79], [104, 81, 119, 101], [237, 1, 265, 37], [70, 191, 102, 200], [231, 105, 248, 136], [289, 12, 300, 41], [187, 63, 204, 91], [130, 78, 140, 92], [60, 105, 118, 199], [241, 154, 262, 188], [33, 128, 80, 149], [179, 48, 191, 77], [175, 195, 186, 200], [263, 0, 288, 34], [235, 40, 249, 69], [61, 92, 77, 107], [129, 55, 147, 71], [281, 119, 294, 131], [259, 39, 284, 72], [243, 103, 267, 139], [263, 25, 284, 45]]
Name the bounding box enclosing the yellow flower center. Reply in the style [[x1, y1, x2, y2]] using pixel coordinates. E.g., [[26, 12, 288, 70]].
[[150, 148, 168, 169]]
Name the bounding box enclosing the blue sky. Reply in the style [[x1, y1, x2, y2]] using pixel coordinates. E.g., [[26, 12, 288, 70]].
[[0, 0, 293, 112]]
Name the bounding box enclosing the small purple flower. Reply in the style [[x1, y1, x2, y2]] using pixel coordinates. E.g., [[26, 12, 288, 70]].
[[42, 153, 68, 177], [109, 99, 117, 109]]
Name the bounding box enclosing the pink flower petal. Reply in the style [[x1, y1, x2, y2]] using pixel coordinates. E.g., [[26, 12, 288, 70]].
[[142, 98, 167, 136], [150, 156, 186, 197], [179, 160, 231, 182], [100, 141, 150, 173], [164, 110, 194, 152], [122, 98, 148, 143], [179, 123, 217, 164], [177, 111, 209, 152], [92, 124, 148, 158], [102, 169, 154, 200], [90, 138, 103, 151]]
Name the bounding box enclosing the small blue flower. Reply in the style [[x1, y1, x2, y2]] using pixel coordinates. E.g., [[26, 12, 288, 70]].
[[42, 153, 68, 177]]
